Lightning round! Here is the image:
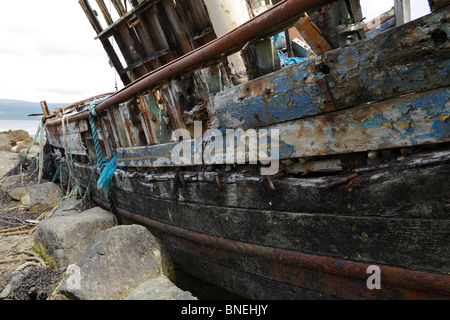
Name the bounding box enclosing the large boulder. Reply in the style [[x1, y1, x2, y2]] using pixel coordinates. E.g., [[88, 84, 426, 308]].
[[34, 206, 117, 268], [54, 225, 173, 300], [125, 275, 197, 300]]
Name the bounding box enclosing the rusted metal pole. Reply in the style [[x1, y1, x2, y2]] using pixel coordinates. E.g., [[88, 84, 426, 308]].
[[47, 0, 332, 127]]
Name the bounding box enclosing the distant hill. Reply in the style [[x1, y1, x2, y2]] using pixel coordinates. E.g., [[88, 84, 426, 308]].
[[0, 99, 68, 120]]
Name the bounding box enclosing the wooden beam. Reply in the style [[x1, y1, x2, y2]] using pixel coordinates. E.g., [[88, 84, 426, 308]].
[[295, 13, 333, 54], [111, 0, 126, 17], [79, 0, 103, 35], [100, 38, 131, 85], [40, 101, 50, 118], [95, 0, 114, 26], [273, 87, 450, 159]]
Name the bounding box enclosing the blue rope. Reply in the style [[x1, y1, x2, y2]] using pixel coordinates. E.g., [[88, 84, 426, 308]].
[[88, 99, 107, 171], [52, 161, 62, 183], [88, 97, 117, 213], [97, 154, 118, 193]]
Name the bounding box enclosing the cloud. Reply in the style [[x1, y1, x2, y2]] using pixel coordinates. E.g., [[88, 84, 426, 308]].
[[0, 0, 116, 103], [361, 0, 431, 21]]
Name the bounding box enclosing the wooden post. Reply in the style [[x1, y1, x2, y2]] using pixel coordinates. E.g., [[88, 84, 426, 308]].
[[79, 0, 103, 35], [394, 0, 411, 26], [111, 0, 126, 17], [40, 101, 50, 118], [95, 0, 114, 26]]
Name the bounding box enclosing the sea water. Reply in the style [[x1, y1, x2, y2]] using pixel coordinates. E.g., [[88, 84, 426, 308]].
[[0, 120, 41, 137]]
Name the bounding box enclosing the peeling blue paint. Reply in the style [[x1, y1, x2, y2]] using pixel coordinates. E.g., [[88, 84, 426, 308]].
[[361, 111, 393, 130], [327, 127, 337, 139], [216, 62, 327, 129], [432, 120, 450, 139]]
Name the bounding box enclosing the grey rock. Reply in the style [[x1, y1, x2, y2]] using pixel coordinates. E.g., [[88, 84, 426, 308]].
[[8, 185, 34, 201], [8, 182, 63, 211], [55, 225, 170, 300], [34, 207, 117, 267], [0, 174, 26, 194], [125, 275, 197, 300], [53, 198, 82, 217]]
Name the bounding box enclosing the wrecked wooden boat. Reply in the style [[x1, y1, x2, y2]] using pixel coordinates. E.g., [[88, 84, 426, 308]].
[[41, 0, 449, 299]]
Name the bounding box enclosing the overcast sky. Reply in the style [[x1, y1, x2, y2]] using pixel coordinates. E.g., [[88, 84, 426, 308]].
[[0, 0, 431, 105], [0, 1, 118, 104]]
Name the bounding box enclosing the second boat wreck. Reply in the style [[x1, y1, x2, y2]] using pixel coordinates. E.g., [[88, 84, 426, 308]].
[[40, 0, 449, 299]]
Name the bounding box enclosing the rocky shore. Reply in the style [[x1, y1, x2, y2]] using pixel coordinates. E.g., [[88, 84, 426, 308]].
[[0, 130, 197, 300]]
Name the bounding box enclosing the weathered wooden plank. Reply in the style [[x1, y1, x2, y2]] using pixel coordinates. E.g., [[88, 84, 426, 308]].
[[211, 9, 449, 130], [97, 115, 115, 158], [114, 149, 450, 219], [108, 107, 132, 148], [116, 87, 450, 166], [100, 38, 131, 85], [274, 88, 450, 159], [294, 13, 333, 54], [160, 0, 194, 55], [364, 10, 396, 38], [119, 102, 141, 147], [111, 0, 126, 17], [79, 0, 103, 35], [46, 120, 89, 155], [80, 169, 449, 273], [211, 58, 334, 129], [95, 0, 114, 26]]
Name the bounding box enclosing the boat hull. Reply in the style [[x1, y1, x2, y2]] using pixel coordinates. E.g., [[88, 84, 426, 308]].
[[69, 148, 450, 300]]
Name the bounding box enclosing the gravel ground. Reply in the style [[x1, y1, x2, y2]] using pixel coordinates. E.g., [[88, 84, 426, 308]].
[[0, 130, 64, 300]]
